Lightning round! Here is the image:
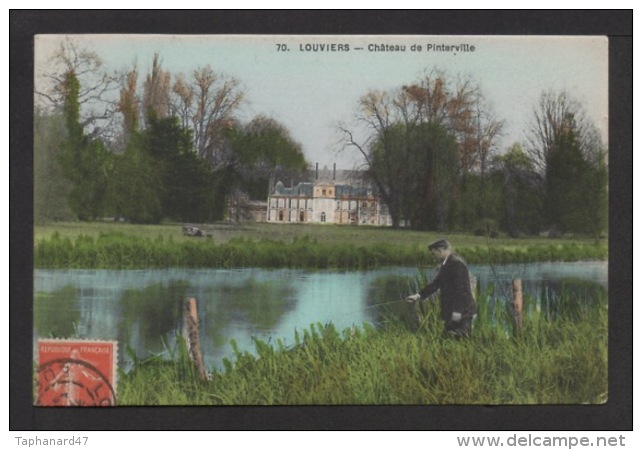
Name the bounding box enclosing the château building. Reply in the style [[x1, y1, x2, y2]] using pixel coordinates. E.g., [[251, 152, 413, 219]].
[[266, 164, 392, 226]]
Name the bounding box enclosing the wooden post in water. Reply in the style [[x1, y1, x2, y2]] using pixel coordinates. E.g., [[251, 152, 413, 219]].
[[183, 297, 208, 380], [511, 279, 523, 335]]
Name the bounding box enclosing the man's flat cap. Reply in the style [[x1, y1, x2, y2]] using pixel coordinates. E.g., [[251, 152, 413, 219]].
[[428, 239, 451, 251]]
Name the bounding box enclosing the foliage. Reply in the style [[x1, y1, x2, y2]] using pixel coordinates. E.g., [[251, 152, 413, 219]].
[[34, 111, 76, 224], [106, 134, 163, 224], [367, 122, 460, 230], [58, 69, 111, 220], [226, 115, 308, 201], [117, 285, 607, 405], [35, 38, 117, 140], [34, 285, 80, 338], [34, 229, 606, 270], [145, 116, 219, 222], [341, 69, 503, 230], [494, 144, 544, 236], [170, 64, 244, 166], [526, 91, 608, 237]]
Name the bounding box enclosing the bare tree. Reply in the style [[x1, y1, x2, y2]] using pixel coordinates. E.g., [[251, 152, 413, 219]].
[[526, 90, 608, 235], [170, 65, 244, 167], [143, 54, 171, 123], [117, 66, 140, 139], [526, 90, 603, 174], [400, 70, 503, 173], [340, 89, 406, 227], [35, 38, 118, 140]]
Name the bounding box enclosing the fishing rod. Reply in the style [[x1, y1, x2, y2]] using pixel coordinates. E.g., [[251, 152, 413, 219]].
[[323, 298, 411, 322]]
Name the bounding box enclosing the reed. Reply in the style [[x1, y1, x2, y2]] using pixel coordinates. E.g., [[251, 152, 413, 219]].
[[35, 231, 607, 269], [117, 286, 607, 405]]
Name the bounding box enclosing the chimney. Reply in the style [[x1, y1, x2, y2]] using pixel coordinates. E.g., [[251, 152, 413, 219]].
[[333, 163, 336, 181], [316, 163, 318, 180]]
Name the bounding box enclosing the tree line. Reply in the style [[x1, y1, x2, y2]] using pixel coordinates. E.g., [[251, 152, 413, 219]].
[[340, 70, 607, 238], [35, 42, 306, 225], [35, 40, 607, 238]]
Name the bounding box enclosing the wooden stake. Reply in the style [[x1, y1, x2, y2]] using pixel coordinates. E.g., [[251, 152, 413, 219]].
[[183, 298, 208, 380], [511, 278, 523, 335]]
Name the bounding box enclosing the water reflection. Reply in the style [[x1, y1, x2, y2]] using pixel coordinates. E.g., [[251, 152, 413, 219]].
[[33, 262, 607, 370], [34, 285, 80, 338], [365, 273, 608, 330], [118, 281, 188, 357]]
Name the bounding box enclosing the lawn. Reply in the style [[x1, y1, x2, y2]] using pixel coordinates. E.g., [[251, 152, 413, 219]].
[[34, 220, 601, 250]]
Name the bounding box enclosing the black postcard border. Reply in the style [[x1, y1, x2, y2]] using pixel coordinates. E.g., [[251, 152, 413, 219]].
[[9, 10, 633, 431]]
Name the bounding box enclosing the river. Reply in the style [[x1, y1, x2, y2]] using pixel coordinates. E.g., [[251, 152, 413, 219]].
[[33, 261, 607, 371]]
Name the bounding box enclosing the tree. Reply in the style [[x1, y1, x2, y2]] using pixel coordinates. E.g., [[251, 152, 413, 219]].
[[35, 38, 118, 141], [143, 54, 171, 124], [170, 65, 244, 168], [106, 134, 163, 224], [144, 116, 218, 222], [526, 91, 608, 236], [117, 66, 141, 141], [365, 121, 459, 230], [57, 69, 111, 220], [494, 144, 543, 236], [226, 115, 308, 200], [34, 110, 75, 224], [340, 70, 502, 230], [340, 89, 405, 227], [399, 70, 503, 175]]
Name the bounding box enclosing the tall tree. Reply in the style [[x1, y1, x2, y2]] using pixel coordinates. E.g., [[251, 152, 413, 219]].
[[57, 69, 111, 220], [35, 38, 118, 141], [226, 115, 308, 200], [399, 70, 503, 175], [117, 66, 140, 141], [340, 70, 502, 230], [340, 89, 404, 227], [494, 144, 543, 236], [144, 116, 218, 222], [170, 65, 244, 168], [143, 54, 171, 123], [34, 110, 75, 224], [526, 91, 608, 236], [106, 134, 163, 224]]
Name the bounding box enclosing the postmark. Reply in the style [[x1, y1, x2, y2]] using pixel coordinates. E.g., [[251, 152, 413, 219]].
[[36, 339, 118, 406]]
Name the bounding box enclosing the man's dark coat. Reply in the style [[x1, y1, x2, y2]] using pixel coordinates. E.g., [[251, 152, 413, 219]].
[[419, 253, 477, 322]]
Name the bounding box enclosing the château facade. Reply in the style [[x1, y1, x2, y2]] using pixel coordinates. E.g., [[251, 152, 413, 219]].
[[266, 165, 392, 226]]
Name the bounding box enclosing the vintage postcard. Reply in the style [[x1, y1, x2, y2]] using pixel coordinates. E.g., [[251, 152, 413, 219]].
[[32, 34, 609, 411]]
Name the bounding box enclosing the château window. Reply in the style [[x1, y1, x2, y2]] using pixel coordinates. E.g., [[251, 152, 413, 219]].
[[321, 212, 326, 222], [279, 211, 284, 221]]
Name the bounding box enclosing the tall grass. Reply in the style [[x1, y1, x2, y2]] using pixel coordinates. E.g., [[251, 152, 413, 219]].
[[35, 232, 607, 269], [117, 285, 607, 405]]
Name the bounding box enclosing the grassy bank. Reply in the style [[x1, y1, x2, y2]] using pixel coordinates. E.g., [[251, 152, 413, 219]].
[[117, 286, 608, 405], [35, 220, 602, 247], [34, 222, 607, 269]]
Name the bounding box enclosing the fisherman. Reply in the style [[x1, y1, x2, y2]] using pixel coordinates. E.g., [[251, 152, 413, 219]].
[[405, 239, 477, 337]]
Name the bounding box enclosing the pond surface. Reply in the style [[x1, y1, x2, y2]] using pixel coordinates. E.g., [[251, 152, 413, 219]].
[[34, 261, 607, 371]]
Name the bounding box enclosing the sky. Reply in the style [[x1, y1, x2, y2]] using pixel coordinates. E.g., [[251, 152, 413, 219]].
[[34, 34, 608, 170]]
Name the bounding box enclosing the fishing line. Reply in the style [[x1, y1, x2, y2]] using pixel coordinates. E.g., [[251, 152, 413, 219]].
[[313, 298, 411, 325]]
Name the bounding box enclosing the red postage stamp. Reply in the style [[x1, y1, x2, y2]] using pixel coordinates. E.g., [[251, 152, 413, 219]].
[[36, 339, 118, 406]]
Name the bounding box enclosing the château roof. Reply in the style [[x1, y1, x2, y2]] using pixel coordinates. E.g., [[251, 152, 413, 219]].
[[272, 180, 376, 199], [273, 181, 314, 197]]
